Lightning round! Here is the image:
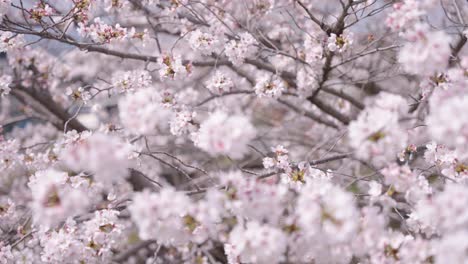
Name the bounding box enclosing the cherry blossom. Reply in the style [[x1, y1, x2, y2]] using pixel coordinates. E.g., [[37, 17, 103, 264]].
[[39, 221, 84, 263], [0, 75, 11, 97], [219, 171, 287, 224], [129, 188, 195, 246], [254, 74, 286, 98], [118, 88, 172, 135], [81, 209, 125, 260], [0, 0, 467, 262], [348, 94, 409, 166], [28, 169, 91, 229], [433, 231, 468, 264], [29, 1, 54, 22], [169, 108, 197, 136], [381, 163, 417, 192], [427, 95, 468, 149], [296, 178, 359, 245], [0, 0, 10, 22], [0, 244, 14, 263], [66, 86, 91, 104], [78, 18, 127, 44], [59, 132, 132, 186], [386, 0, 425, 32], [111, 69, 152, 93], [225, 32, 259, 66], [228, 221, 287, 264], [188, 29, 221, 55], [102, 0, 131, 11], [0, 31, 21, 52], [157, 53, 191, 80], [398, 24, 452, 76], [206, 70, 234, 95], [327, 32, 354, 53], [193, 111, 256, 159]]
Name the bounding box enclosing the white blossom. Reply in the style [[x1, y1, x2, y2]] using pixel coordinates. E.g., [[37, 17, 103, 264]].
[[399, 237, 434, 264], [0, 0, 10, 23], [225, 33, 258, 65], [169, 109, 197, 136], [60, 132, 131, 186], [118, 88, 172, 135], [254, 75, 286, 98], [129, 188, 195, 246], [0, 2, 467, 263], [206, 70, 234, 95], [296, 178, 359, 244], [66, 86, 91, 103], [433, 231, 468, 264], [228, 221, 287, 264], [81, 209, 124, 260], [386, 0, 425, 32], [0, 75, 11, 97], [381, 163, 417, 192], [427, 95, 468, 149], [220, 171, 287, 224], [0, 31, 21, 52], [415, 183, 468, 234], [0, 244, 14, 264], [78, 18, 127, 43], [111, 70, 152, 93], [398, 24, 452, 76], [327, 32, 354, 53], [348, 93, 408, 166], [188, 29, 221, 55], [157, 54, 190, 80], [40, 221, 85, 263], [193, 111, 256, 159], [28, 169, 90, 229], [102, 0, 131, 11]]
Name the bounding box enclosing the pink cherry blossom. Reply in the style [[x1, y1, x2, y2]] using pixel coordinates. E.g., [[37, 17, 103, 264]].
[[0, 1, 467, 262]]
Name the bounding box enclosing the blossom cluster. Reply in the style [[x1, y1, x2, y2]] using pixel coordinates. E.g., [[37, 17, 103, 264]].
[[0, 0, 467, 263]]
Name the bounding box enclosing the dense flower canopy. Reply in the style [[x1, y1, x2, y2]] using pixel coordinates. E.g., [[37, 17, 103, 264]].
[[0, 0, 467, 263]]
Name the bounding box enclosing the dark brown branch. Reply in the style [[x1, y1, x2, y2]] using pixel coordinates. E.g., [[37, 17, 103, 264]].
[[309, 96, 351, 124], [321, 87, 365, 110], [11, 85, 88, 132], [449, 34, 467, 67], [2, 21, 353, 126], [295, 0, 331, 34], [310, 153, 350, 165], [277, 99, 340, 129]]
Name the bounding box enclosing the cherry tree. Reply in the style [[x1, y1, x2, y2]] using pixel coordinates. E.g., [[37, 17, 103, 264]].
[[0, 0, 467, 263]]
